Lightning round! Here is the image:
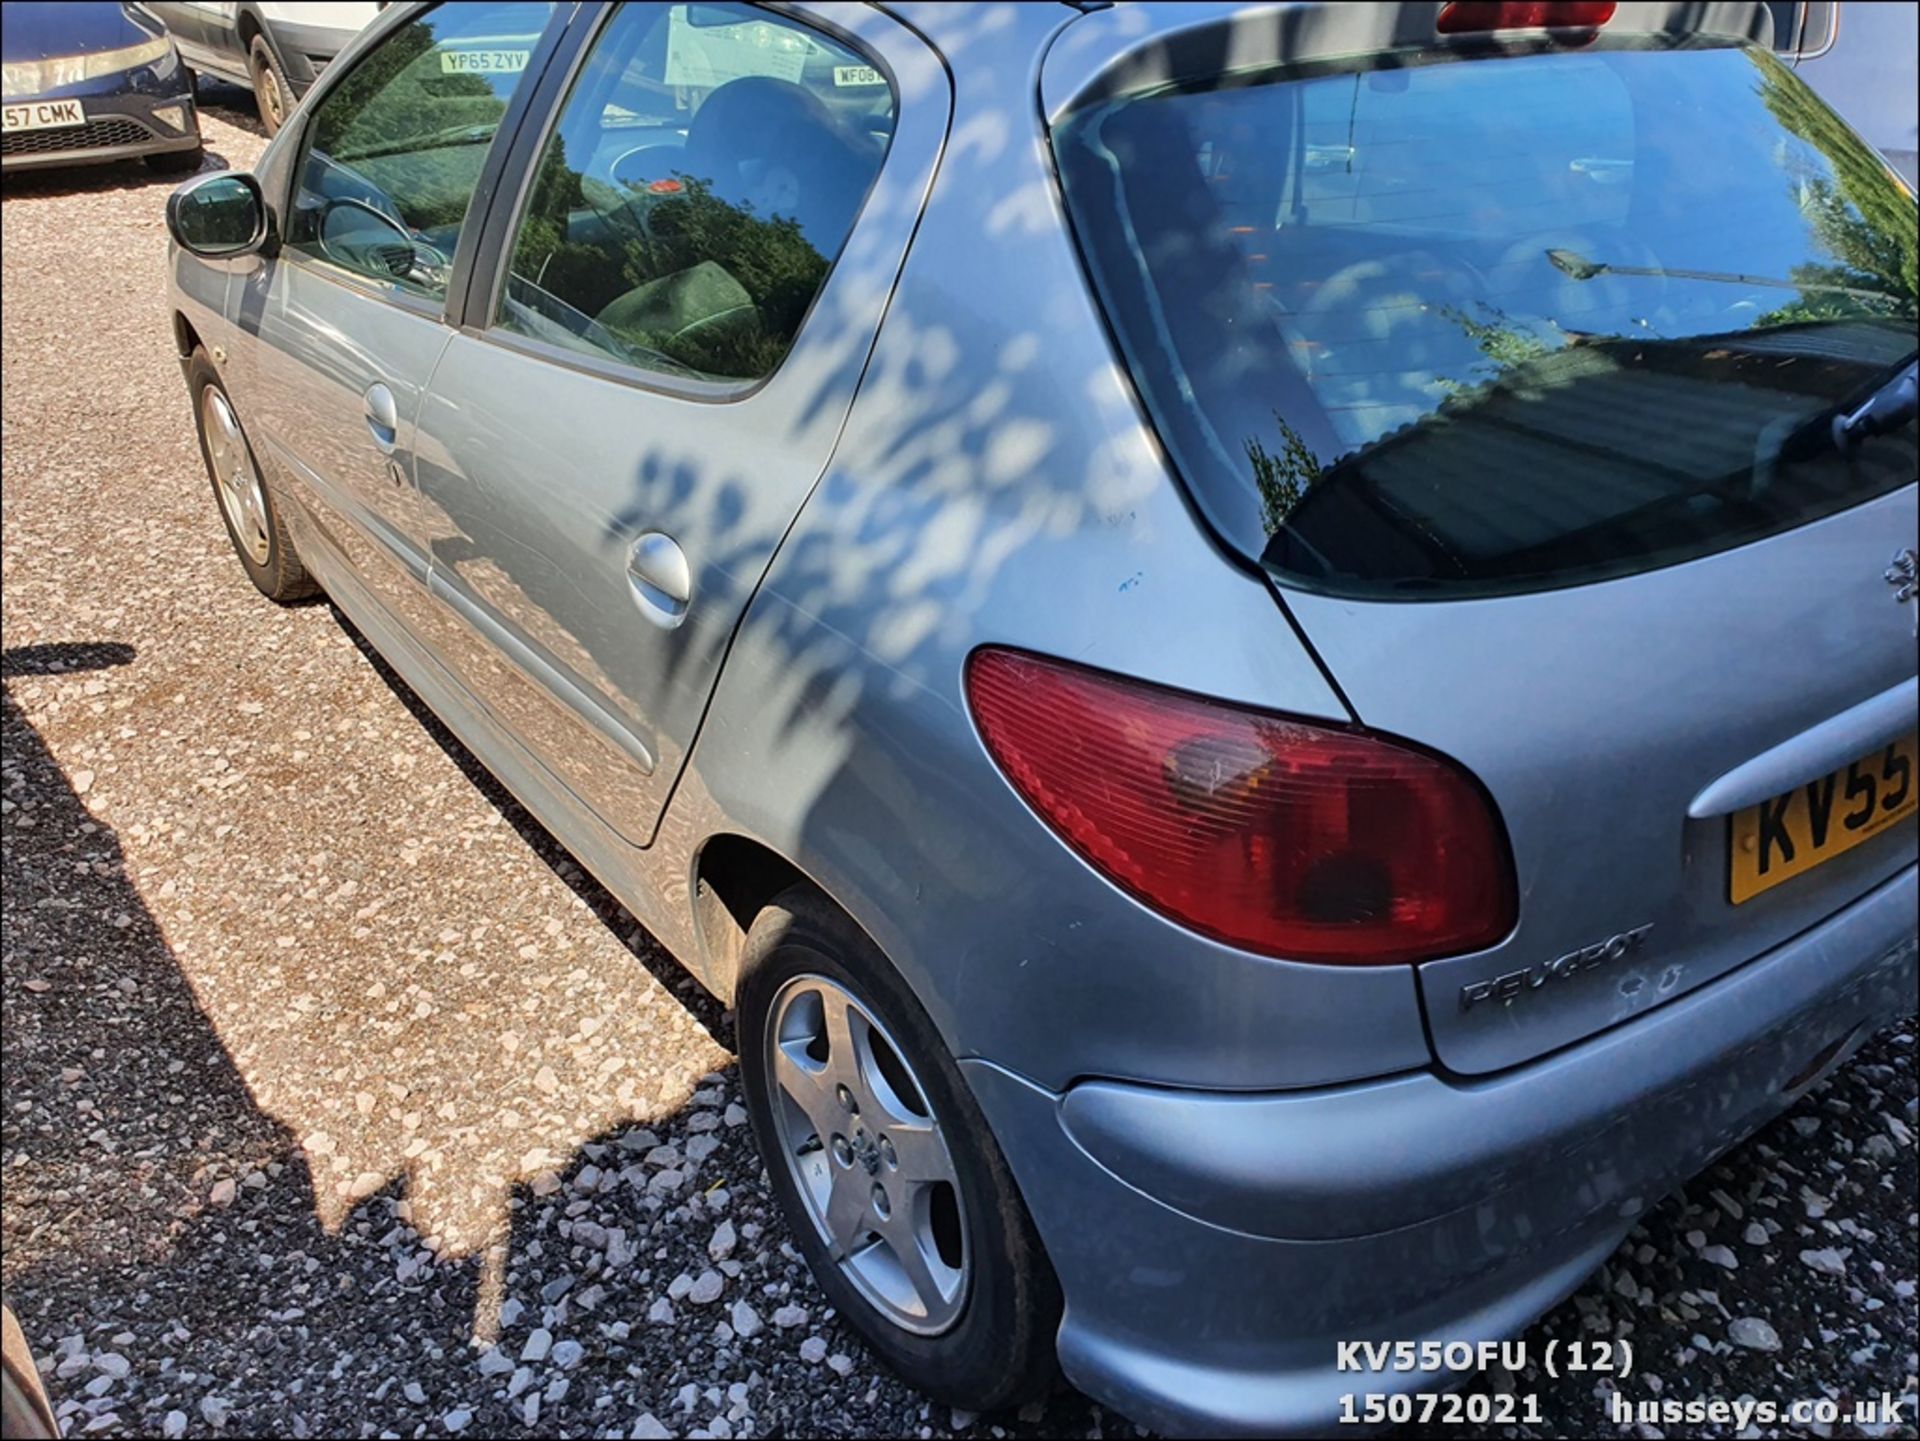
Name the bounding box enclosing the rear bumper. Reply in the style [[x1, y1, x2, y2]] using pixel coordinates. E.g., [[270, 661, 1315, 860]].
[[963, 863, 1918, 1438]]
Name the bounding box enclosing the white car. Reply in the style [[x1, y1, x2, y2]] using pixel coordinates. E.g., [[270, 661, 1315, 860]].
[[139, 1, 380, 134]]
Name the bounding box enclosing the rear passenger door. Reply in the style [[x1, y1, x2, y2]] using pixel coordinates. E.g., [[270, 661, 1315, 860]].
[[412, 2, 948, 845]]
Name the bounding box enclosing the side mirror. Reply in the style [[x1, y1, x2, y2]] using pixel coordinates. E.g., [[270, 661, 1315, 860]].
[[166, 171, 268, 258]]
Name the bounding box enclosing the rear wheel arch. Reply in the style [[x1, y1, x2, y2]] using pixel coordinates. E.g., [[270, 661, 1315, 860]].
[[691, 834, 808, 999], [691, 837, 944, 1028]]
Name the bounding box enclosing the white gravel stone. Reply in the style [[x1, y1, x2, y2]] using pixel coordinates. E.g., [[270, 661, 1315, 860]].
[[688, 1270, 725, 1305], [630, 1415, 672, 1440], [1728, 1316, 1781, 1351], [550, 1339, 585, 1369], [1800, 1247, 1848, 1276], [771, 1304, 808, 1329], [730, 1301, 762, 1338], [443, 1408, 472, 1433], [520, 1327, 554, 1363], [708, 1219, 737, 1261], [648, 1297, 675, 1325], [798, 1336, 827, 1364], [162, 1412, 187, 1439]]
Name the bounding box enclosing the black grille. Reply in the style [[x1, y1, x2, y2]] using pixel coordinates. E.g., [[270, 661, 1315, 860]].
[[3, 115, 154, 157]]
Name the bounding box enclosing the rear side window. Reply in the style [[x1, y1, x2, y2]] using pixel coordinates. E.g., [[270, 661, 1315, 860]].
[[492, 2, 894, 385], [1053, 41, 1918, 598], [286, 1, 553, 300]]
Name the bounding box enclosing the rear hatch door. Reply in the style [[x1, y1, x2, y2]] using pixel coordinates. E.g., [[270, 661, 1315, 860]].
[[1046, 2, 1920, 1071], [1284, 487, 1916, 1074]]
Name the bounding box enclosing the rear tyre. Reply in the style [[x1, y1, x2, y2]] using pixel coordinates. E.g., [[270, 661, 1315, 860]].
[[247, 33, 291, 136], [736, 885, 1061, 1412], [186, 349, 319, 604], [145, 145, 205, 175]]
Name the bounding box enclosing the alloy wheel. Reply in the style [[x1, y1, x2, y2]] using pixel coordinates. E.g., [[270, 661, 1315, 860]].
[[765, 973, 969, 1335], [201, 387, 271, 565]]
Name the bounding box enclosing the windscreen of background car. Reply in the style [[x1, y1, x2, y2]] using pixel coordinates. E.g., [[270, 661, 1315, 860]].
[[1052, 41, 1918, 598]]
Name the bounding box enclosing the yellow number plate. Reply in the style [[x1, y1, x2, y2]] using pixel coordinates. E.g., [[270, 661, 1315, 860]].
[[1730, 734, 1918, 904]]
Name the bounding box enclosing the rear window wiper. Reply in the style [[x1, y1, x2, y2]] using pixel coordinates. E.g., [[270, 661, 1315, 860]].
[[1770, 354, 1920, 467], [1830, 358, 1919, 451], [1546, 247, 1904, 307]]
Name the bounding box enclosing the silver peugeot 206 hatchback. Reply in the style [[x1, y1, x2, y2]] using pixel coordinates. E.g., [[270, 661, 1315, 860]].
[[165, 0, 1917, 1433]]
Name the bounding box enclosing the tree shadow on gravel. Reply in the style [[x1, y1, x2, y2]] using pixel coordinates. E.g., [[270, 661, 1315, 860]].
[[1, 638, 1101, 1440], [2, 641, 416, 1436], [0, 650, 1059, 1437], [0, 641, 704, 1436]]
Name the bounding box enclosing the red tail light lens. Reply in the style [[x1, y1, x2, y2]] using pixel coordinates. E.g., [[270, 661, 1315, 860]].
[[965, 649, 1515, 965], [1437, 2, 1617, 32]]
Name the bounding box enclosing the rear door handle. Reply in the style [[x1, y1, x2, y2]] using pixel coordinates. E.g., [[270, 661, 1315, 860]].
[[626, 531, 691, 629], [363, 381, 398, 453]]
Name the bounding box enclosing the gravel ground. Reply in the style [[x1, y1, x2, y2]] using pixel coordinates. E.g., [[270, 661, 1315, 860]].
[[3, 96, 1917, 1441]]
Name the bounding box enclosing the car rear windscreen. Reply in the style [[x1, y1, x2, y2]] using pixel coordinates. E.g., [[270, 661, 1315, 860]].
[[1052, 40, 1918, 598]]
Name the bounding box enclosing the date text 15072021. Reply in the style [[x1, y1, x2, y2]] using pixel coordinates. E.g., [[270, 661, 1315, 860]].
[[1336, 1339, 1633, 1377]]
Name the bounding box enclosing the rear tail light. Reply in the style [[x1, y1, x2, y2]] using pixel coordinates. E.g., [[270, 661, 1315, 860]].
[[1437, 1, 1617, 33], [965, 649, 1515, 965]]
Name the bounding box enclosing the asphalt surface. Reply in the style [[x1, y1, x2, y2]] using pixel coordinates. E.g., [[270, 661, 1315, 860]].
[[2, 95, 1917, 1441]]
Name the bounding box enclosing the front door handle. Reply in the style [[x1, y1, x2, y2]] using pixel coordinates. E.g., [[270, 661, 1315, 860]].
[[363, 381, 398, 453], [626, 531, 691, 629]]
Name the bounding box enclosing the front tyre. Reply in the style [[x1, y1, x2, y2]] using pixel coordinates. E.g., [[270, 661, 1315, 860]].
[[737, 886, 1061, 1412], [187, 349, 318, 603], [247, 33, 292, 136]]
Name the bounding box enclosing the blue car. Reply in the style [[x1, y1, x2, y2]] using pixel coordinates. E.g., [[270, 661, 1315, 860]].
[[1, 1, 201, 174], [163, 1, 1916, 1434]]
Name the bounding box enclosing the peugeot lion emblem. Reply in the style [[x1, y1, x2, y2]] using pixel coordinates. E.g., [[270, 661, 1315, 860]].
[[1889, 547, 1919, 635], [1889, 547, 1920, 603]]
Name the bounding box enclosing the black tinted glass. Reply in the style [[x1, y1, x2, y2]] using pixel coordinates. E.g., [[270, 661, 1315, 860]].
[[1053, 42, 1919, 598]]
